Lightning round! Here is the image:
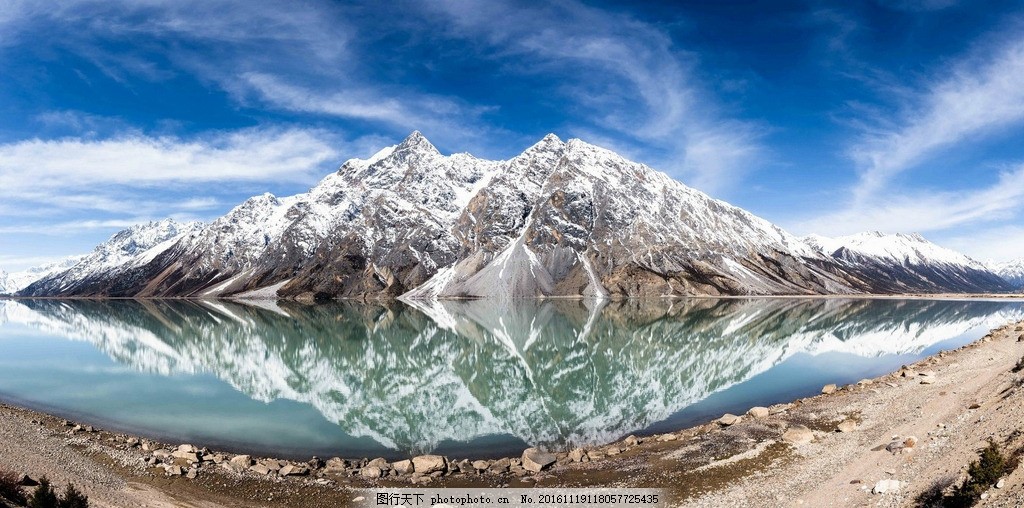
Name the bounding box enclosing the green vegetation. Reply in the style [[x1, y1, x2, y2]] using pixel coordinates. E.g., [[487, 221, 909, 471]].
[[0, 471, 89, 508], [915, 440, 1011, 507]]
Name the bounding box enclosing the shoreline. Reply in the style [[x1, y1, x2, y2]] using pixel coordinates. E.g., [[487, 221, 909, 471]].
[[2, 318, 1024, 507]]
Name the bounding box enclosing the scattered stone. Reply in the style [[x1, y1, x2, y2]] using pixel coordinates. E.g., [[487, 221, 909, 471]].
[[125, 438, 139, 448], [821, 384, 837, 394], [586, 451, 605, 461], [920, 376, 936, 385], [623, 435, 640, 446], [280, 464, 309, 476], [152, 450, 171, 460], [769, 404, 792, 415], [903, 436, 918, 448], [605, 446, 621, 456], [72, 425, 82, 432], [392, 459, 414, 474], [471, 460, 489, 471], [412, 455, 446, 474], [656, 433, 678, 442], [996, 479, 1005, 489], [836, 420, 858, 433], [718, 414, 741, 426], [885, 441, 904, 454], [900, 368, 916, 378], [164, 465, 184, 476], [360, 466, 383, 479], [568, 448, 587, 463], [185, 468, 198, 479], [84, 426, 94, 432], [141, 441, 156, 452], [856, 379, 873, 386], [969, 402, 981, 409], [747, 407, 770, 418], [249, 463, 273, 475], [172, 450, 200, 462], [522, 448, 556, 473], [176, 444, 198, 453], [308, 456, 325, 469], [873, 479, 902, 494], [782, 425, 814, 445]]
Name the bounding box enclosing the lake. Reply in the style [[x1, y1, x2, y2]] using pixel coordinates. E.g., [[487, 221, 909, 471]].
[[0, 297, 1020, 460]]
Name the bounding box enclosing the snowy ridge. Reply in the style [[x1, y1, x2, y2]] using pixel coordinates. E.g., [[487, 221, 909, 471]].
[[804, 232, 1011, 293], [990, 258, 1024, 289], [3, 298, 1019, 454], [0, 256, 86, 295]]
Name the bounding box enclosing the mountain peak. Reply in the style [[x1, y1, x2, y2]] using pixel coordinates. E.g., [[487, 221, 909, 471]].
[[395, 130, 439, 155]]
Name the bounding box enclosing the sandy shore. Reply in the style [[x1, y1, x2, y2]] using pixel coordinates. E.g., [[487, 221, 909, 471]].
[[3, 318, 1024, 507]]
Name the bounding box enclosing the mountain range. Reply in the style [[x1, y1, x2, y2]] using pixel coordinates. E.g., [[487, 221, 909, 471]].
[[5, 131, 1019, 298]]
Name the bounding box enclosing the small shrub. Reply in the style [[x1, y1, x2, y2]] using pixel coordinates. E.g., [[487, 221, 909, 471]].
[[58, 484, 88, 508], [28, 476, 59, 508], [1013, 355, 1024, 373], [947, 440, 1008, 507], [0, 469, 27, 505]]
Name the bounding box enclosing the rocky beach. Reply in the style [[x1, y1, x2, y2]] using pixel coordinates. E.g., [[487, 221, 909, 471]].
[[2, 316, 1024, 507]]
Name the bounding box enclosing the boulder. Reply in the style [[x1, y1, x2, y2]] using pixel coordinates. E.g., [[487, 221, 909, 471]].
[[471, 460, 489, 471], [229, 455, 252, 469], [324, 457, 347, 473], [280, 464, 309, 476], [605, 446, 621, 456], [176, 444, 198, 453], [821, 384, 837, 394], [718, 414, 741, 426], [171, 450, 200, 462], [412, 455, 446, 474], [249, 463, 273, 475], [185, 468, 198, 479], [747, 407, 770, 418], [308, 456, 325, 469], [152, 450, 171, 460], [126, 438, 140, 448], [489, 457, 510, 473], [366, 458, 389, 469], [656, 433, 677, 442], [782, 425, 814, 445], [568, 448, 587, 463], [522, 448, 556, 473], [360, 466, 383, 479], [623, 435, 640, 446], [164, 465, 184, 476], [392, 459, 414, 474], [836, 420, 857, 433]]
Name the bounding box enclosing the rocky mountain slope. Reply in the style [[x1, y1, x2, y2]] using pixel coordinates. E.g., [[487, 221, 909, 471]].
[[16, 132, 1014, 299], [804, 231, 1014, 293]]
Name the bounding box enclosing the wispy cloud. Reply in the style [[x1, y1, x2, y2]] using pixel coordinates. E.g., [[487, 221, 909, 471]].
[[425, 0, 766, 194], [850, 37, 1024, 201]]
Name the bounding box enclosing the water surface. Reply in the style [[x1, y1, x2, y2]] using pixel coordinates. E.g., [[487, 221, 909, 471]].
[[0, 297, 1019, 459]]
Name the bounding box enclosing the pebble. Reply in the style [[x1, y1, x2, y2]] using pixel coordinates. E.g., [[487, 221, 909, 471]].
[[872, 479, 902, 494]]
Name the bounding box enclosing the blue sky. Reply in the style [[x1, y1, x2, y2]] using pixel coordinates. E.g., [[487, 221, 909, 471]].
[[1, 0, 1024, 271]]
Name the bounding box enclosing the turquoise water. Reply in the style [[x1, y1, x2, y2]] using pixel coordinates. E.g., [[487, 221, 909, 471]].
[[0, 298, 1019, 460]]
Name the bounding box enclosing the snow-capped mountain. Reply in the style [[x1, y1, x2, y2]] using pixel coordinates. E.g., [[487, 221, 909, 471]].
[[804, 232, 1013, 293], [24, 219, 203, 296], [2, 297, 1020, 454], [990, 258, 1024, 289], [17, 132, 1014, 298], [0, 256, 85, 295]]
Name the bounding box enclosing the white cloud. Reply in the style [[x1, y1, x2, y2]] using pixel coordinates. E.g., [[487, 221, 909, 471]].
[[0, 128, 337, 192], [850, 37, 1024, 201], [939, 225, 1024, 264], [793, 164, 1024, 236]]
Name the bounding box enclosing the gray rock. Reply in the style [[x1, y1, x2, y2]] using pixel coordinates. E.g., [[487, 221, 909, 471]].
[[821, 384, 837, 394], [489, 457, 510, 473], [623, 435, 640, 446], [747, 407, 770, 418], [782, 425, 814, 445], [324, 457, 347, 473], [360, 466, 383, 479], [176, 444, 198, 453], [471, 460, 490, 471], [366, 458, 389, 469], [522, 448, 556, 473], [412, 455, 446, 474], [249, 463, 273, 475]]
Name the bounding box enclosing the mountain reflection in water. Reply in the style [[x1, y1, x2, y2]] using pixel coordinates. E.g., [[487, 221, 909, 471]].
[[0, 297, 1020, 458]]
